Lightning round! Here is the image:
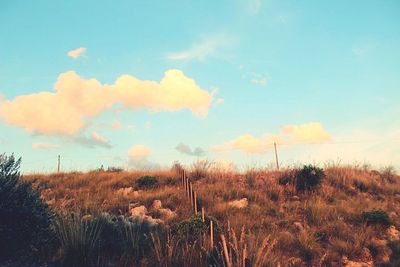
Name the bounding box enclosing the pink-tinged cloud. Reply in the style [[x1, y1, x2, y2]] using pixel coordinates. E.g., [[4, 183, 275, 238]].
[[0, 69, 213, 136], [111, 120, 122, 130], [32, 142, 60, 149], [214, 122, 331, 154], [67, 47, 86, 58], [91, 131, 111, 148], [128, 145, 152, 158], [128, 145, 159, 170]]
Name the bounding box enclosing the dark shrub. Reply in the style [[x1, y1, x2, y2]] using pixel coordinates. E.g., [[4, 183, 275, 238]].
[[362, 209, 391, 227], [136, 175, 158, 189], [0, 154, 54, 264], [278, 170, 296, 186], [171, 214, 221, 242], [295, 165, 325, 191], [353, 179, 368, 192]]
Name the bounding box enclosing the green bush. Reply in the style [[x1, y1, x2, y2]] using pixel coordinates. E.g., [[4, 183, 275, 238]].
[[0, 154, 54, 264], [171, 214, 221, 242], [278, 172, 293, 185], [362, 209, 391, 227], [136, 175, 158, 189], [295, 165, 325, 191]]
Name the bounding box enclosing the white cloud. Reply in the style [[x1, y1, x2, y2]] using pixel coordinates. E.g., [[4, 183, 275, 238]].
[[175, 143, 206, 157], [248, 72, 269, 86], [214, 122, 331, 154], [67, 47, 86, 59], [166, 34, 232, 61], [128, 145, 159, 170], [72, 132, 112, 148], [32, 142, 60, 149], [0, 69, 213, 136], [91, 131, 111, 148]]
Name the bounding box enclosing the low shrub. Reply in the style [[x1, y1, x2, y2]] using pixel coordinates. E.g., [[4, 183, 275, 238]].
[[295, 165, 325, 192], [171, 214, 221, 242], [136, 175, 158, 189], [353, 179, 368, 192], [362, 209, 391, 227], [278, 171, 294, 186]]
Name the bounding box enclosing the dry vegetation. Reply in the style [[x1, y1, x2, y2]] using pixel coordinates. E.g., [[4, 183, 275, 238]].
[[23, 162, 400, 266]]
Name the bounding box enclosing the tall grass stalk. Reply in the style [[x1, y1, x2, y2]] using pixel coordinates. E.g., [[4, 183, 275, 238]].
[[54, 213, 103, 267]]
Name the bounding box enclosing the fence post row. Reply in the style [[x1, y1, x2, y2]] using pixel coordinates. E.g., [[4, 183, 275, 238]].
[[174, 162, 250, 266], [174, 163, 214, 250]]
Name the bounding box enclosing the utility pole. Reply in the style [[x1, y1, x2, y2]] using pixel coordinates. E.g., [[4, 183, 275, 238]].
[[57, 155, 60, 173], [274, 142, 279, 170]]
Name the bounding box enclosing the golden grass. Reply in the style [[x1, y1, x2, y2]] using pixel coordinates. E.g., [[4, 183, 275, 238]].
[[23, 164, 400, 266]]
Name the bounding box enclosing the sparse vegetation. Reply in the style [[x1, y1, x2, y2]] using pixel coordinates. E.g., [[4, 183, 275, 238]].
[[136, 175, 159, 189], [3, 159, 397, 266]]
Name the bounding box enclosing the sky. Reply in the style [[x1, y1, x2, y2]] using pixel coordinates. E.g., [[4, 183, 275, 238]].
[[0, 0, 399, 173]]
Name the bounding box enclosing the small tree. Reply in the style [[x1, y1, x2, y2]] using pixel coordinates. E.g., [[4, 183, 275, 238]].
[[0, 154, 53, 264]]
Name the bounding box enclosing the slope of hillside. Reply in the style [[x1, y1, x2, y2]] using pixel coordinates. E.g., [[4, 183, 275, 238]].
[[23, 164, 400, 266]]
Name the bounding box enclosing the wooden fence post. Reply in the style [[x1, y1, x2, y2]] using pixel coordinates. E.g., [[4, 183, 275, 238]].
[[221, 234, 232, 267], [210, 220, 214, 248], [194, 191, 198, 214], [190, 183, 193, 207]]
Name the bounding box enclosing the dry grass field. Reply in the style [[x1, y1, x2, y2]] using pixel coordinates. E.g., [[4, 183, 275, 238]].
[[19, 161, 400, 267]]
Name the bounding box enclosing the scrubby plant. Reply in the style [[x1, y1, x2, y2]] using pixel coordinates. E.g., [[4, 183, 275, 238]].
[[353, 179, 368, 192], [171, 214, 221, 242], [362, 209, 391, 227], [54, 213, 103, 267], [278, 171, 294, 186], [295, 165, 325, 192], [245, 168, 258, 188], [136, 175, 158, 189], [0, 153, 54, 264], [190, 160, 212, 181]]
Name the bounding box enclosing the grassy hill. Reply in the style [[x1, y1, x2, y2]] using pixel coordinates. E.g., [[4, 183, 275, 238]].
[[17, 163, 400, 266]]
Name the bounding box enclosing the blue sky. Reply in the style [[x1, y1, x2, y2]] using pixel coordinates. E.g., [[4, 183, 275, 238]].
[[0, 0, 399, 173]]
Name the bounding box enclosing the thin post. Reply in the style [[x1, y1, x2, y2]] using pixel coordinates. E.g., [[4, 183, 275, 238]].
[[202, 207, 205, 222], [190, 183, 193, 206], [186, 178, 190, 198], [221, 235, 232, 267], [194, 191, 198, 214], [274, 142, 279, 170], [210, 220, 214, 248], [57, 155, 60, 173]]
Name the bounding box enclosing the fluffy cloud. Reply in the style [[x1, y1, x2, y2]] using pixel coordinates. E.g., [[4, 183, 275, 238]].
[[67, 47, 86, 58], [215, 122, 331, 154], [128, 145, 159, 170], [0, 69, 213, 136], [175, 143, 205, 157], [32, 142, 60, 149], [128, 145, 152, 158]]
